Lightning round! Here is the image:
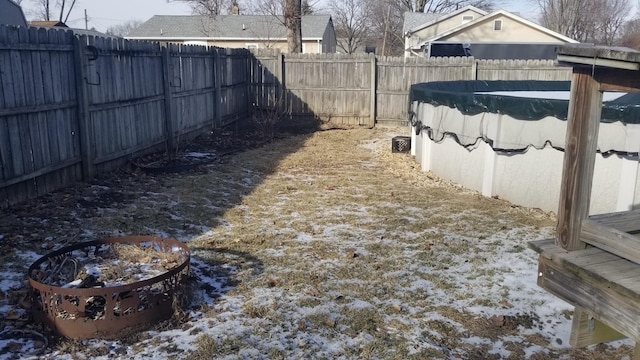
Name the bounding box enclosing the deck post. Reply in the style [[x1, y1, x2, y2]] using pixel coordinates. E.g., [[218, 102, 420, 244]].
[[555, 67, 603, 251], [555, 65, 621, 349], [569, 309, 625, 347]]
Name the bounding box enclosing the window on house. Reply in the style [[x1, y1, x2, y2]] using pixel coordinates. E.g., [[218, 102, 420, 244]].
[[494, 20, 503, 31], [462, 15, 474, 23], [245, 43, 259, 49]]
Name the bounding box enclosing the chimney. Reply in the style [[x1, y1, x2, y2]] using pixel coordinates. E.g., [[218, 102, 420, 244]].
[[231, 2, 240, 15]]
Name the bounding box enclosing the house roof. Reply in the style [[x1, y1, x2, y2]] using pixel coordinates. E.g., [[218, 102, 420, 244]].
[[402, 12, 441, 35], [30, 20, 68, 27], [127, 15, 332, 40], [70, 28, 119, 38], [404, 5, 488, 35], [27, 23, 117, 38], [0, 0, 27, 27], [420, 9, 579, 45]]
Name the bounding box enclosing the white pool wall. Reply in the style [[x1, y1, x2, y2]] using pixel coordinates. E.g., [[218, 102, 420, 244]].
[[410, 101, 640, 215]]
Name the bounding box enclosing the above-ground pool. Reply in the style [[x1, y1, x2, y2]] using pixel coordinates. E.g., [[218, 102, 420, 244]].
[[409, 80, 640, 214]]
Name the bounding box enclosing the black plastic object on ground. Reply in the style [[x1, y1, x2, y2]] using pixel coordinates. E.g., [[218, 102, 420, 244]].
[[392, 136, 411, 153]]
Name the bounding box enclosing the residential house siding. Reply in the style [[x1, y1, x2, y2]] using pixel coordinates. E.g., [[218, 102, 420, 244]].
[[442, 15, 571, 43], [410, 9, 485, 41]]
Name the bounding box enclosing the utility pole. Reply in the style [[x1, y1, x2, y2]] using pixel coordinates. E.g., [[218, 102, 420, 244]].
[[84, 9, 88, 30]]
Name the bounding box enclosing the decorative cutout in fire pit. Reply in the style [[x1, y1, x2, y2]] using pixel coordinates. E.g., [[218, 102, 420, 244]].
[[27, 236, 190, 339]]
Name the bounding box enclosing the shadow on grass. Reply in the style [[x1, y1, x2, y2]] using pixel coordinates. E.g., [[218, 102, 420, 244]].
[[188, 247, 264, 304], [0, 49, 341, 358]]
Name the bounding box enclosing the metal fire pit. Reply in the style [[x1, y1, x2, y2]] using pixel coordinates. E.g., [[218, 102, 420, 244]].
[[27, 236, 190, 339]]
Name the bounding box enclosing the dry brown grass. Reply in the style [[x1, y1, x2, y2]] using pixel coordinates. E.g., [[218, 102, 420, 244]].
[[1, 127, 634, 359]]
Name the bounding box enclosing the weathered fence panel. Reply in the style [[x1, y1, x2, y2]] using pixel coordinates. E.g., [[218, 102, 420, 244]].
[[1, 23, 579, 208], [0, 26, 81, 208], [249, 48, 281, 110], [247, 51, 570, 128], [376, 56, 475, 125], [86, 37, 168, 173], [218, 48, 250, 126], [476, 59, 571, 81], [0, 26, 249, 208], [168, 43, 216, 143], [284, 53, 375, 126]]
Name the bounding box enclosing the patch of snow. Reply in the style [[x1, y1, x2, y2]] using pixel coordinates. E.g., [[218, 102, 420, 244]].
[[14, 250, 42, 264], [185, 152, 215, 158]]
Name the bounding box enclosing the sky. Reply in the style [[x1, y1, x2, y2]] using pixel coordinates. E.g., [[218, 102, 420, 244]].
[[19, 0, 536, 33]]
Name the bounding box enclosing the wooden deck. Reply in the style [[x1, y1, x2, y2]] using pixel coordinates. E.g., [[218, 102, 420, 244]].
[[531, 45, 640, 355], [530, 238, 640, 344]]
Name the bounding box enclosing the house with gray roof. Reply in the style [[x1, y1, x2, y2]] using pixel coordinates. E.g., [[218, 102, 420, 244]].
[[127, 14, 336, 54], [404, 5, 578, 59]]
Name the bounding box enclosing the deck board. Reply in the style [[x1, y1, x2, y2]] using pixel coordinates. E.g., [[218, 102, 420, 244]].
[[530, 240, 640, 302], [537, 256, 640, 342]]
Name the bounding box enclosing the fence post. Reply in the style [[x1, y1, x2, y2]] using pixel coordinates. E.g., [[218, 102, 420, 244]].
[[370, 54, 376, 126], [214, 48, 222, 128], [161, 45, 175, 152], [245, 49, 252, 117], [72, 35, 94, 180], [277, 50, 285, 113], [213, 47, 222, 128]]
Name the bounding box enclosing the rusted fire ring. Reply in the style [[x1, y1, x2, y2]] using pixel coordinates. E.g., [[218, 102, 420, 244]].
[[27, 236, 190, 339]]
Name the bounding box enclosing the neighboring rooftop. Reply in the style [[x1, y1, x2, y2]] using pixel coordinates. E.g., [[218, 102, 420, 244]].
[[28, 20, 116, 38], [403, 5, 489, 35], [0, 0, 27, 27], [128, 15, 332, 40], [402, 11, 442, 34], [30, 20, 67, 27]]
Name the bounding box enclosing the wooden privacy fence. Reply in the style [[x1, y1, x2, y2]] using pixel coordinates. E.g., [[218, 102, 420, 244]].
[[1, 25, 574, 208], [0, 25, 249, 208], [249, 49, 573, 127]]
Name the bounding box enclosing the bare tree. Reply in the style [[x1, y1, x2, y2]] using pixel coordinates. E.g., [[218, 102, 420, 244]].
[[619, 1, 640, 48], [331, 0, 369, 53], [363, 0, 406, 55], [620, 18, 640, 49], [284, 0, 302, 53], [32, 0, 78, 22], [301, 0, 318, 14], [105, 20, 143, 37], [168, 0, 252, 15], [538, 0, 632, 44], [398, 0, 495, 13], [168, 0, 228, 15], [255, 0, 319, 16], [538, 0, 594, 42], [597, 0, 633, 45], [253, 0, 308, 53]]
